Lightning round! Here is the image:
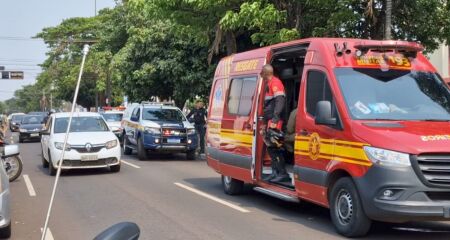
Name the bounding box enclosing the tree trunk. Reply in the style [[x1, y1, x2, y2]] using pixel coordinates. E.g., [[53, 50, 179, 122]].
[[385, 0, 392, 39], [225, 31, 237, 55]]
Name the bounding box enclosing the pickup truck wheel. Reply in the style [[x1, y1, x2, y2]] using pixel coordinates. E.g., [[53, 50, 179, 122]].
[[123, 135, 132, 155], [41, 149, 48, 168], [186, 150, 196, 160], [137, 137, 148, 161], [330, 177, 371, 237], [222, 175, 244, 195]]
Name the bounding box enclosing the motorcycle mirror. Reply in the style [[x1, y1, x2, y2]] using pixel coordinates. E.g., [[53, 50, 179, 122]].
[[93, 222, 140, 240], [3, 145, 20, 157]]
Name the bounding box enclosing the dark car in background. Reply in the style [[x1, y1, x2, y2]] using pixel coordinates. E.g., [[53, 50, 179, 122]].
[[18, 115, 46, 143], [9, 113, 25, 132]]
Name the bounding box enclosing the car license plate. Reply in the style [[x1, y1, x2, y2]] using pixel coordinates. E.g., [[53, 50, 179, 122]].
[[167, 138, 180, 144], [81, 155, 98, 161], [30, 133, 39, 137]]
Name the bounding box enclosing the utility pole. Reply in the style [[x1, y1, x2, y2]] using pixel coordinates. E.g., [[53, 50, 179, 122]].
[[50, 83, 54, 111], [385, 0, 392, 40], [94, 0, 99, 110]]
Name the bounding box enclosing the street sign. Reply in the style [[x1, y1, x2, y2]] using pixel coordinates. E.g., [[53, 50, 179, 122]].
[[1, 71, 9, 79], [10, 71, 24, 79], [0, 71, 24, 80]]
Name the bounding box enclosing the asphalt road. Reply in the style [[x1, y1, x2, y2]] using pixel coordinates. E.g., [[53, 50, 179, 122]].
[[5, 132, 450, 240]]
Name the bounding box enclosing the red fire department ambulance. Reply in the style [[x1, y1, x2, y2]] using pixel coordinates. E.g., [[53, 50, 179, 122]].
[[206, 38, 450, 237]]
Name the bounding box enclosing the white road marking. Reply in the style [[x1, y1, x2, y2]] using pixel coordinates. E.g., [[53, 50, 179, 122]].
[[40, 227, 55, 240], [121, 160, 141, 169], [174, 182, 250, 213], [23, 174, 36, 197]]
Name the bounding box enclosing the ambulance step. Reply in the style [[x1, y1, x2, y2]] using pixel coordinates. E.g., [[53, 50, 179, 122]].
[[253, 187, 299, 203]]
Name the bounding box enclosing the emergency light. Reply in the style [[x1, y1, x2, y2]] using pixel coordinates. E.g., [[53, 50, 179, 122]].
[[354, 41, 423, 58]]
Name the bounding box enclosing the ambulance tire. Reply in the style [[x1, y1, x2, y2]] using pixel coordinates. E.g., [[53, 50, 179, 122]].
[[330, 177, 372, 237], [221, 175, 244, 195], [137, 137, 148, 161]]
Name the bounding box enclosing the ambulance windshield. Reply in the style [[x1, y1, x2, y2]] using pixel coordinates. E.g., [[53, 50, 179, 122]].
[[335, 68, 450, 121]]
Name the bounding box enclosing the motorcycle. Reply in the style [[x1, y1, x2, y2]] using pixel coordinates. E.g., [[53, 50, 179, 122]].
[[0, 138, 23, 182]]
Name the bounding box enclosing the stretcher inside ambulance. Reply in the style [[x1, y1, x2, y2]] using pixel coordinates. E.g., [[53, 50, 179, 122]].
[[206, 38, 450, 237]]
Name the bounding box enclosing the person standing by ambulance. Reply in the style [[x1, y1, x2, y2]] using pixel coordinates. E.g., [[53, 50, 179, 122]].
[[260, 64, 289, 183], [187, 100, 207, 154]]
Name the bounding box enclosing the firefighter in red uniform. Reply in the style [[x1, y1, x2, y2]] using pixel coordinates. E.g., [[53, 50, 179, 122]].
[[261, 64, 290, 183]]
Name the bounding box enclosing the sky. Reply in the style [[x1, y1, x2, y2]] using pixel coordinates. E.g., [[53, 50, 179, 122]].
[[0, 0, 116, 101]]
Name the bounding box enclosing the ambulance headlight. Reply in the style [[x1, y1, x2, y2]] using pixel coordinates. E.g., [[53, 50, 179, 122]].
[[363, 146, 410, 167], [144, 127, 161, 134]]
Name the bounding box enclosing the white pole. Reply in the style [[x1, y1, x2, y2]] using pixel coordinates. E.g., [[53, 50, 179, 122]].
[[41, 44, 90, 240]]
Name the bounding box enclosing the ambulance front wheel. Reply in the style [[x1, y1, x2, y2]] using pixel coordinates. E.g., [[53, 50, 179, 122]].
[[221, 175, 244, 195], [329, 177, 372, 238]]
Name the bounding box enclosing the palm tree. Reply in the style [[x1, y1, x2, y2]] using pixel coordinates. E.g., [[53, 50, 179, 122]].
[[385, 0, 392, 39]]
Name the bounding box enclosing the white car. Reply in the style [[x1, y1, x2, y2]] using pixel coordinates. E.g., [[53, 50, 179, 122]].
[[101, 110, 124, 142], [40, 112, 121, 175]]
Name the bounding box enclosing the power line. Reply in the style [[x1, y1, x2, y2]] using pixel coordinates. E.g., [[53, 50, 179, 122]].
[[0, 63, 41, 67], [0, 58, 43, 62], [0, 36, 98, 43]]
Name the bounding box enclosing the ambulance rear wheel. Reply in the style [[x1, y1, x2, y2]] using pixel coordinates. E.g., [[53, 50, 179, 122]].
[[222, 175, 244, 195], [330, 177, 371, 237]]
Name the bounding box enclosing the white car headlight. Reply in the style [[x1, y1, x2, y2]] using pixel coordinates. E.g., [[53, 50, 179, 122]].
[[144, 127, 161, 134], [363, 146, 410, 167], [106, 139, 118, 149], [187, 128, 196, 134], [19, 128, 27, 133], [54, 142, 71, 151]]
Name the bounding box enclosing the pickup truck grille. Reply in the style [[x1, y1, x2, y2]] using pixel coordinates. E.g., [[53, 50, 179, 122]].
[[414, 154, 450, 187], [162, 128, 186, 136]]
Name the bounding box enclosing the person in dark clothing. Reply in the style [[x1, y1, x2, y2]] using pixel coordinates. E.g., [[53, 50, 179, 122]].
[[186, 100, 207, 154], [261, 64, 290, 183]]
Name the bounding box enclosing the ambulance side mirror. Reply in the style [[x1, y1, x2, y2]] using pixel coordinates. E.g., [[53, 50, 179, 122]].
[[315, 101, 337, 126]]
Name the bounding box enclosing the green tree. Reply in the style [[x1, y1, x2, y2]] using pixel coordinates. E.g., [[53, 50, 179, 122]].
[[0, 101, 6, 114]]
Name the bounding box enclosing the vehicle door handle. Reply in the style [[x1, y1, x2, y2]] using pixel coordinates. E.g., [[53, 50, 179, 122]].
[[300, 129, 309, 136], [257, 116, 264, 121]]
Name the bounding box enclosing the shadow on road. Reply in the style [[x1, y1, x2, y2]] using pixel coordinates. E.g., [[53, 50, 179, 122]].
[[128, 152, 204, 162], [182, 177, 450, 239]]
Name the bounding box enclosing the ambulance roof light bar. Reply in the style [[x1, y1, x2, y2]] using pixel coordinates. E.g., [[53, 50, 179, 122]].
[[354, 41, 424, 58]]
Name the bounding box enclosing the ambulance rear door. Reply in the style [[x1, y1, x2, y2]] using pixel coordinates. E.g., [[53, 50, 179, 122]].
[[220, 74, 258, 182]]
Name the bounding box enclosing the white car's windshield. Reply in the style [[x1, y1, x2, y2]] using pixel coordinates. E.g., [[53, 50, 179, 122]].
[[53, 116, 109, 133], [102, 113, 123, 122], [336, 68, 450, 121]]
